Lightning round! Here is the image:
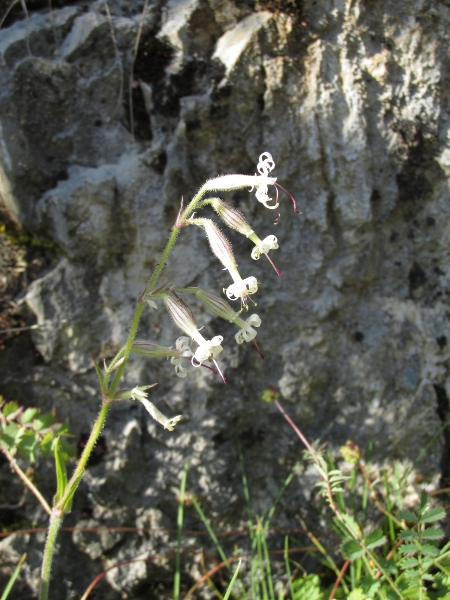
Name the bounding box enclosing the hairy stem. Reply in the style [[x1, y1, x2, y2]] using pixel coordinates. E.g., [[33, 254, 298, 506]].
[[39, 510, 62, 600]]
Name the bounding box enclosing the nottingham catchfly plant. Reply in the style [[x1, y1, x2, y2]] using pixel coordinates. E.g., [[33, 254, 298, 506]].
[[38, 152, 298, 599]]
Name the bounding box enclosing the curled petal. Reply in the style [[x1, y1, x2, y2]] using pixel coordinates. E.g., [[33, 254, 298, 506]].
[[235, 314, 261, 344], [226, 276, 258, 302], [192, 335, 224, 366], [257, 152, 275, 176], [251, 235, 279, 260]]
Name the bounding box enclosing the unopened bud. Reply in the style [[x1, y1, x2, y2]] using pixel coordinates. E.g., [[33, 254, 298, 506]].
[[131, 341, 179, 359], [191, 218, 237, 271], [210, 199, 253, 237], [164, 293, 198, 339], [195, 289, 238, 322]]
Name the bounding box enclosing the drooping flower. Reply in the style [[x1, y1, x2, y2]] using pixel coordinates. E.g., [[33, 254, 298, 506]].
[[225, 267, 258, 308], [234, 314, 262, 344], [163, 292, 224, 370], [250, 235, 279, 260], [192, 335, 224, 366]]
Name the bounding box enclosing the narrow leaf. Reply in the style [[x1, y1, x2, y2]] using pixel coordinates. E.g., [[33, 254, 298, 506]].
[[0, 552, 27, 600], [419, 491, 429, 515], [222, 559, 241, 600], [53, 436, 68, 504]]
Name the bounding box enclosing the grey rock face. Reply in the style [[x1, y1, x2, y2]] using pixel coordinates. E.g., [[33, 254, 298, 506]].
[[1, 0, 449, 597]]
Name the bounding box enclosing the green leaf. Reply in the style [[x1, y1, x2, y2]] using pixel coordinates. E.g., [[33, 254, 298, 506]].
[[341, 514, 360, 535], [19, 408, 40, 425], [94, 361, 107, 393], [399, 543, 418, 555], [421, 507, 445, 523], [16, 430, 39, 462], [421, 544, 440, 557], [398, 510, 419, 524], [399, 529, 419, 541], [422, 527, 444, 541], [404, 568, 419, 579], [53, 437, 68, 504], [377, 557, 398, 575], [33, 412, 57, 431], [40, 431, 54, 457], [0, 422, 21, 451], [2, 401, 20, 418], [342, 539, 364, 560], [365, 527, 387, 550], [400, 557, 419, 569], [419, 491, 429, 515], [59, 439, 76, 461]]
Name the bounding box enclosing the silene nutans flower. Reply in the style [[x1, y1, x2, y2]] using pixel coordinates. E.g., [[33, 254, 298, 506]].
[[163, 292, 225, 379], [233, 313, 261, 344]]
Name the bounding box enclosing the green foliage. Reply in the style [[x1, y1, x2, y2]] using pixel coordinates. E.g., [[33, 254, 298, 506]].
[[396, 492, 447, 597], [0, 397, 75, 463]]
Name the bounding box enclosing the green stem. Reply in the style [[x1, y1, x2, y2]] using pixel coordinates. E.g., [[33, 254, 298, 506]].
[[39, 511, 62, 600], [39, 401, 111, 600], [57, 401, 111, 512]]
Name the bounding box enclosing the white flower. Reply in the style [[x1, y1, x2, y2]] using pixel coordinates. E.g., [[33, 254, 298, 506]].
[[235, 314, 261, 344], [225, 270, 258, 307], [192, 335, 224, 366], [251, 235, 279, 260], [171, 336, 194, 378], [253, 152, 278, 209]]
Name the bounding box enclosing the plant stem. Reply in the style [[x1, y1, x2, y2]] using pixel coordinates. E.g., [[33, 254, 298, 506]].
[[39, 401, 111, 600], [57, 401, 111, 512], [39, 510, 62, 600]]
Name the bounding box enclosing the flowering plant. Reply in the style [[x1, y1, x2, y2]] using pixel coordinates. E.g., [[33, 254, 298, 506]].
[[38, 152, 298, 599]]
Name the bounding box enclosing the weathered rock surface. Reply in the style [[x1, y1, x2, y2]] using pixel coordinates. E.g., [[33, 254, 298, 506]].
[[1, 0, 449, 597]]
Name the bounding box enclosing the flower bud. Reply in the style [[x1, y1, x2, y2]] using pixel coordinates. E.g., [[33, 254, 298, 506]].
[[131, 341, 180, 358], [191, 218, 237, 271], [210, 199, 254, 237], [164, 293, 198, 339], [194, 289, 238, 322]]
